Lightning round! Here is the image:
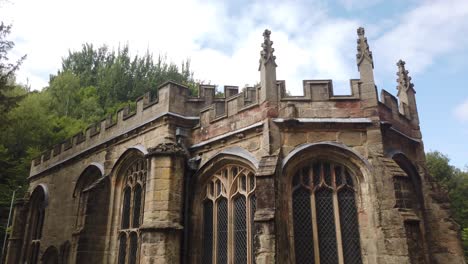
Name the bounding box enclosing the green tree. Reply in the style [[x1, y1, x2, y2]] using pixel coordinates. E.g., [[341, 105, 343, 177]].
[[426, 151, 468, 259], [0, 22, 26, 257], [0, 22, 26, 118]]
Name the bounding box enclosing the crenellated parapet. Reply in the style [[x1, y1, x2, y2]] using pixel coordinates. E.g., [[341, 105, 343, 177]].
[[197, 85, 259, 127], [379, 60, 421, 139], [31, 27, 423, 176]]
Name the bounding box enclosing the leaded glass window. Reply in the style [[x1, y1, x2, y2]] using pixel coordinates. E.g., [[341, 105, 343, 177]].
[[201, 164, 256, 264], [118, 158, 147, 264], [393, 176, 417, 209], [118, 234, 127, 264], [292, 161, 362, 264]]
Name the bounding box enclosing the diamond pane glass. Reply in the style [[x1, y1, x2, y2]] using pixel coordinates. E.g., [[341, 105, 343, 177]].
[[292, 187, 315, 264], [338, 188, 362, 264], [133, 185, 142, 228], [118, 234, 126, 264], [250, 195, 256, 264], [202, 201, 213, 264], [129, 232, 138, 264], [234, 196, 247, 263], [122, 187, 131, 229], [217, 198, 228, 264], [315, 188, 338, 264]]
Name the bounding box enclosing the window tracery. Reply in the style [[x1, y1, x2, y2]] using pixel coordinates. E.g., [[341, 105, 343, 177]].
[[291, 161, 362, 264], [201, 164, 256, 264], [117, 158, 147, 264]]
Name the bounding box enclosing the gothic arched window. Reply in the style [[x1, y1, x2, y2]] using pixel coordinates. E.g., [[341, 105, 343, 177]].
[[201, 164, 256, 264], [291, 161, 362, 264], [74, 166, 101, 230], [117, 158, 147, 264], [26, 186, 47, 264]]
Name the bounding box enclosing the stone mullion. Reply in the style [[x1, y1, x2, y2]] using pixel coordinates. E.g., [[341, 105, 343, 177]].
[[247, 186, 255, 264], [332, 166, 345, 264], [311, 189, 320, 263], [227, 169, 234, 264]]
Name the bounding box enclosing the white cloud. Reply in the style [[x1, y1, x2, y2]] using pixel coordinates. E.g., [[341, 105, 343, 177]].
[[0, 0, 364, 95], [374, 0, 468, 76], [454, 98, 468, 123], [3, 0, 467, 98]]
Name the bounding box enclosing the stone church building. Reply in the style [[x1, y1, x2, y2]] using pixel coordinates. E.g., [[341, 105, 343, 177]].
[[5, 28, 466, 264]]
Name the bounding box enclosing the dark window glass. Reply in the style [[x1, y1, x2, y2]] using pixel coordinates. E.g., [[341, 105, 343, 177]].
[[338, 188, 362, 264], [122, 187, 131, 229], [315, 188, 338, 264], [313, 163, 321, 186], [202, 201, 213, 264], [217, 198, 228, 264], [324, 163, 332, 186], [234, 196, 247, 263], [129, 232, 138, 264], [118, 234, 127, 264], [393, 176, 418, 209], [133, 185, 142, 228], [293, 187, 315, 264], [335, 166, 343, 187], [250, 195, 256, 264]]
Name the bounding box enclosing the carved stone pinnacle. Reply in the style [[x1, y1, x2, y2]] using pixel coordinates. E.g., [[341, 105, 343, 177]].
[[396, 59, 414, 92], [357, 27, 365, 36], [259, 29, 277, 67], [356, 27, 374, 68]]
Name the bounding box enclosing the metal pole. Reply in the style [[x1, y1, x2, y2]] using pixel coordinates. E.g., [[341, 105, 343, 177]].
[[1, 188, 17, 263]]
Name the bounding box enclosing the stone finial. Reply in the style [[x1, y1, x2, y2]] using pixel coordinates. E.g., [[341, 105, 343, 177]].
[[356, 27, 374, 68], [396, 60, 415, 92], [259, 29, 277, 68]]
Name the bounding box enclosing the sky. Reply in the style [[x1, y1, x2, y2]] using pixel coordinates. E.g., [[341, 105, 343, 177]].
[[1, 0, 467, 168]]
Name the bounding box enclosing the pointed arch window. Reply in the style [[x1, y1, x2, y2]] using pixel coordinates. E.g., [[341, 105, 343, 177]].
[[291, 161, 362, 264], [74, 166, 102, 231], [201, 164, 256, 264], [117, 158, 147, 264], [26, 187, 46, 264]]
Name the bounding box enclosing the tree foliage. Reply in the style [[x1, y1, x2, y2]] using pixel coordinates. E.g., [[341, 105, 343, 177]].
[[426, 151, 468, 259], [0, 25, 196, 257], [0, 22, 26, 118]]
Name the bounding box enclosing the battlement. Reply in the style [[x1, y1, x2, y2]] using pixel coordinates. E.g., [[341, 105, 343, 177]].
[[278, 79, 361, 101], [379, 88, 421, 140], [197, 85, 259, 126], [30, 27, 423, 176], [30, 78, 271, 175]]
